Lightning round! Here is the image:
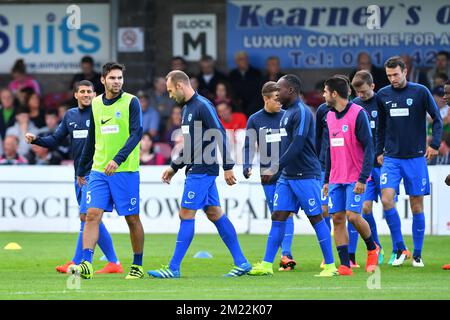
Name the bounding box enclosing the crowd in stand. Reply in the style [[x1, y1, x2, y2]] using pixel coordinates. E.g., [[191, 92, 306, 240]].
[[0, 50, 449, 166]]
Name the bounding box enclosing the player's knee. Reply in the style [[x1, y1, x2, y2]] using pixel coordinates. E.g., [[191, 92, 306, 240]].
[[381, 195, 395, 210], [346, 213, 359, 225], [125, 214, 140, 226], [362, 202, 372, 214], [410, 199, 424, 213], [272, 211, 289, 221], [206, 211, 222, 222], [86, 209, 102, 222], [307, 214, 323, 226], [332, 213, 345, 226]]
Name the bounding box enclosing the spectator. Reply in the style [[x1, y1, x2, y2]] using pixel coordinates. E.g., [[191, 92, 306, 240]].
[[25, 91, 46, 128], [427, 51, 450, 89], [432, 72, 448, 89], [349, 52, 389, 91], [443, 80, 450, 134], [58, 103, 69, 122], [216, 102, 247, 130], [428, 86, 449, 133], [428, 132, 450, 165], [0, 135, 27, 165], [197, 55, 228, 101], [400, 54, 430, 89], [228, 51, 263, 117], [0, 88, 17, 140], [148, 76, 176, 123], [139, 132, 165, 165], [190, 76, 199, 92], [137, 90, 160, 139], [171, 56, 187, 73], [213, 81, 234, 107], [6, 107, 40, 156], [163, 105, 182, 147], [69, 55, 103, 96], [8, 59, 41, 96], [261, 56, 285, 83], [26, 140, 62, 165]]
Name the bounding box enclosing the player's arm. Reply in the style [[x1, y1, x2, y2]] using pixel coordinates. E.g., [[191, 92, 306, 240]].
[[76, 110, 96, 181], [423, 88, 443, 159], [108, 97, 143, 174], [202, 106, 236, 185], [242, 115, 256, 179], [355, 110, 374, 193], [323, 138, 331, 197], [375, 94, 386, 164], [29, 113, 70, 148], [25, 113, 69, 147], [278, 107, 311, 171], [315, 105, 325, 156]]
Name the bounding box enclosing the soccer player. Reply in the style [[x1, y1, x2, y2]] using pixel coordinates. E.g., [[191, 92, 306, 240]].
[[350, 70, 386, 265], [71, 62, 145, 279], [322, 75, 380, 275], [376, 56, 442, 267], [147, 70, 251, 278], [25, 80, 123, 274], [243, 81, 297, 271], [316, 75, 359, 269], [248, 74, 338, 277]]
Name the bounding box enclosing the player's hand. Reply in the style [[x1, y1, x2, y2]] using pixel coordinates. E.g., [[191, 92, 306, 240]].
[[243, 167, 252, 179], [104, 160, 118, 176], [445, 174, 450, 186], [353, 181, 366, 194], [77, 176, 86, 187], [161, 167, 176, 184], [25, 133, 36, 144], [260, 167, 276, 184], [425, 146, 439, 161], [322, 183, 329, 197], [224, 169, 237, 186], [377, 154, 384, 165]]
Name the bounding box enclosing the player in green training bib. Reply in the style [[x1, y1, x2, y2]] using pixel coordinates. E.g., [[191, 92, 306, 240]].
[[71, 62, 145, 280]]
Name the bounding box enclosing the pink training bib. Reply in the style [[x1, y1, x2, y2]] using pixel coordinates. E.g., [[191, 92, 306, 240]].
[[327, 103, 365, 184]]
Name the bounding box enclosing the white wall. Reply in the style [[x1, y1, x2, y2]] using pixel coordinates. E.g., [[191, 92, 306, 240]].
[[0, 165, 449, 235]]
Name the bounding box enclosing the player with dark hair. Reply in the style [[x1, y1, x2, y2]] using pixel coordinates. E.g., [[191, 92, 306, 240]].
[[147, 70, 251, 278], [377, 56, 443, 267], [71, 62, 145, 279], [322, 75, 380, 275], [25, 80, 123, 275], [248, 74, 338, 277], [243, 81, 297, 271]]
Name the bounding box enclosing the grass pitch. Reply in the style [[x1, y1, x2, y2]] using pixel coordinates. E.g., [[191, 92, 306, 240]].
[[0, 232, 449, 300]]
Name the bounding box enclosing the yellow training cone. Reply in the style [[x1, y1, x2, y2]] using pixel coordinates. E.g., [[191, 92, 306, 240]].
[[4, 242, 22, 250]]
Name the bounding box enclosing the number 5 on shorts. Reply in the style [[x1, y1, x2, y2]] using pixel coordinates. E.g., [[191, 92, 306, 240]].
[[381, 173, 387, 185], [86, 191, 91, 204]]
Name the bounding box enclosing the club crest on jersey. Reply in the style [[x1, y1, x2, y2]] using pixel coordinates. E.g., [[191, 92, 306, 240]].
[[130, 198, 137, 206], [308, 198, 316, 206], [86, 120, 90, 127], [188, 113, 192, 122], [371, 111, 377, 118], [115, 111, 121, 119], [406, 98, 413, 106], [342, 125, 348, 132], [188, 191, 195, 199], [354, 195, 361, 202]]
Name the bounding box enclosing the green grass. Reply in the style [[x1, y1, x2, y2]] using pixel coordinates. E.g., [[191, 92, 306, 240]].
[[0, 232, 449, 300]]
